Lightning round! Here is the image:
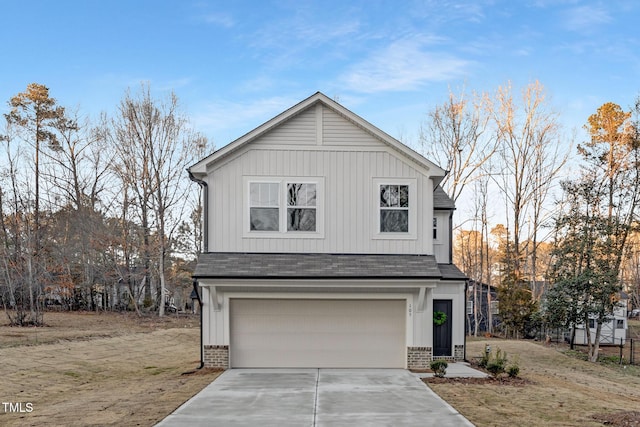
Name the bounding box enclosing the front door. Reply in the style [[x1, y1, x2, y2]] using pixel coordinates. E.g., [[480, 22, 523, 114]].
[[433, 299, 452, 357]]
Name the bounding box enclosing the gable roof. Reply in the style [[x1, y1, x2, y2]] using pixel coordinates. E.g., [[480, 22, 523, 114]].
[[193, 252, 466, 280], [189, 92, 446, 184], [433, 185, 455, 210]]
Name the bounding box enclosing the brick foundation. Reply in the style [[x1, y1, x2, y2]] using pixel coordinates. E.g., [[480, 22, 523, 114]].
[[203, 345, 229, 369], [454, 344, 465, 361], [407, 346, 432, 369]]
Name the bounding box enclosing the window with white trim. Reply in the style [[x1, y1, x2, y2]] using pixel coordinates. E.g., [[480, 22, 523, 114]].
[[246, 178, 322, 236], [287, 183, 316, 231], [250, 182, 279, 231], [379, 184, 409, 233], [467, 300, 473, 315]]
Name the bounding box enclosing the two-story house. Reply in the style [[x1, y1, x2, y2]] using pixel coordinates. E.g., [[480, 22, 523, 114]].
[[188, 92, 466, 369]]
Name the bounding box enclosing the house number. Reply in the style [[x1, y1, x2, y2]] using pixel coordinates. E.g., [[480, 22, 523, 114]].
[[408, 303, 412, 316]]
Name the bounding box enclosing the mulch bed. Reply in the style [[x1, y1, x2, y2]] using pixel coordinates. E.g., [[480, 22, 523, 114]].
[[592, 411, 640, 426], [423, 376, 532, 386]]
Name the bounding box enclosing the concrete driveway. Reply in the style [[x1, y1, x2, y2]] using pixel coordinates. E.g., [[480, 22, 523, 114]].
[[156, 369, 473, 427]]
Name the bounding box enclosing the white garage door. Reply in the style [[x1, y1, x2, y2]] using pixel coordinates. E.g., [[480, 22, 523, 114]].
[[229, 299, 406, 368]]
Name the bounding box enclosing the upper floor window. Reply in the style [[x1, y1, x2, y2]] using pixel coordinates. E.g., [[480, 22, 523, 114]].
[[250, 183, 279, 231], [246, 177, 323, 238], [373, 178, 417, 240], [379, 184, 409, 232], [287, 183, 316, 231]]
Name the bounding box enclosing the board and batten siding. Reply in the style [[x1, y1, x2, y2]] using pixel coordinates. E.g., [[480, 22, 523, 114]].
[[206, 104, 439, 255]]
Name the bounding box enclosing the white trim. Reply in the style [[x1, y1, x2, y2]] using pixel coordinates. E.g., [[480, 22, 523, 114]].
[[372, 178, 417, 240], [243, 176, 325, 239]]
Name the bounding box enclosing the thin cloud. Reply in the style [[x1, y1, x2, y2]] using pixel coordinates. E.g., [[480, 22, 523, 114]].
[[191, 95, 300, 144], [563, 5, 611, 32], [200, 12, 235, 28], [340, 38, 470, 93]]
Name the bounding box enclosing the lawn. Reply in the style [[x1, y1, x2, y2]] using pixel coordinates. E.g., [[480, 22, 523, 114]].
[[3, 311, 639, 426], [426, 331, 640, 427], [0, 311, 220, 426]]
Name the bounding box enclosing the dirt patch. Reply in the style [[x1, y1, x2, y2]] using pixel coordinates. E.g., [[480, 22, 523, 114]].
[[592, 411, 640, 426], [0, 311, 219, 426]]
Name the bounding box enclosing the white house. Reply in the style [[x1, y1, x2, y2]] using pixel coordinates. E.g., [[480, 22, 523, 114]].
[[188, 92, 467, 369], [573, 292, 628, 346]]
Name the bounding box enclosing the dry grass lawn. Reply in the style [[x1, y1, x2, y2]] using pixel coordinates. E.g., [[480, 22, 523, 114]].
[[3, 311, 640, 427], [427, 328, 640, 427], [0, 311, 220, 427]]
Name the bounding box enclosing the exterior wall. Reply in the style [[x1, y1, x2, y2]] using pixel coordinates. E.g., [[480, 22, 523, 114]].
[[199, 281, 466, 367], [432, 211, 450, 263], [205, 104, 436, 255]]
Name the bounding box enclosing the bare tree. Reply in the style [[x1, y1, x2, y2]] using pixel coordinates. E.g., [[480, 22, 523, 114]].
[[420, 87, 497, 205], [492, 80, 568, 283], [109, 84, 207, 316], [43, 110, 113, 309]]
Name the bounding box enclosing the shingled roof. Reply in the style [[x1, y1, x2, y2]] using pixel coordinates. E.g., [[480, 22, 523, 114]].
[[193, 252, 466, 280], [433, 185, 455, 210]]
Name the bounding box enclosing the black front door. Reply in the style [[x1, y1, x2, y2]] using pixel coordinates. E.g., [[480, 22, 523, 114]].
[[433, 299, 452, 357]]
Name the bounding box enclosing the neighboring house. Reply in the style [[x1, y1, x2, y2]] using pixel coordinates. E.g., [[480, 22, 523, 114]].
[[466, 280, 500, 335], [573, 292, 628, 346], [188, 92, 467, 369]]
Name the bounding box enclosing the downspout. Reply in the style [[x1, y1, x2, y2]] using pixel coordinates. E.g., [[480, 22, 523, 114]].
[[188, 171, 209, 253], [193, 279, 204, 369], [188, 170, 208, 369], [464, 280, 468, 361]]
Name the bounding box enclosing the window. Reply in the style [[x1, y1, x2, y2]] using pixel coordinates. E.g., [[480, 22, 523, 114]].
[[246, 177, 322, 237], [373, 178, 416, 240], [616, 319, 625, 329], [287, 183, 316, 232], [379, 184, 409, 232], [467, 300, 473, 315], [433, 217, 437, 240], [490, 301, 499, 315], [250, 182, 279, 231], [588, 319, 595, 329]]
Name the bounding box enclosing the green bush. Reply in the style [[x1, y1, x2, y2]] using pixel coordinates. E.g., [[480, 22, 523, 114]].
[[507, 364, 520, 377], [481, 347, 515, 378], [430, 360, 448, 378], [486, 360, 505, 377]]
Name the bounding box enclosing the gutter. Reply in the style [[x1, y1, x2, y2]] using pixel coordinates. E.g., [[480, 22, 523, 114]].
[[188, 171, 209, 252]]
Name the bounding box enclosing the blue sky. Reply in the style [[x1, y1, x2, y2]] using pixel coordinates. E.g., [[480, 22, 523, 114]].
[[1, 0, 639, 151]]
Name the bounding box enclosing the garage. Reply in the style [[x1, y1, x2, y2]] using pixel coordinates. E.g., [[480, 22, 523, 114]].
[[229, 298, 406, 368]]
